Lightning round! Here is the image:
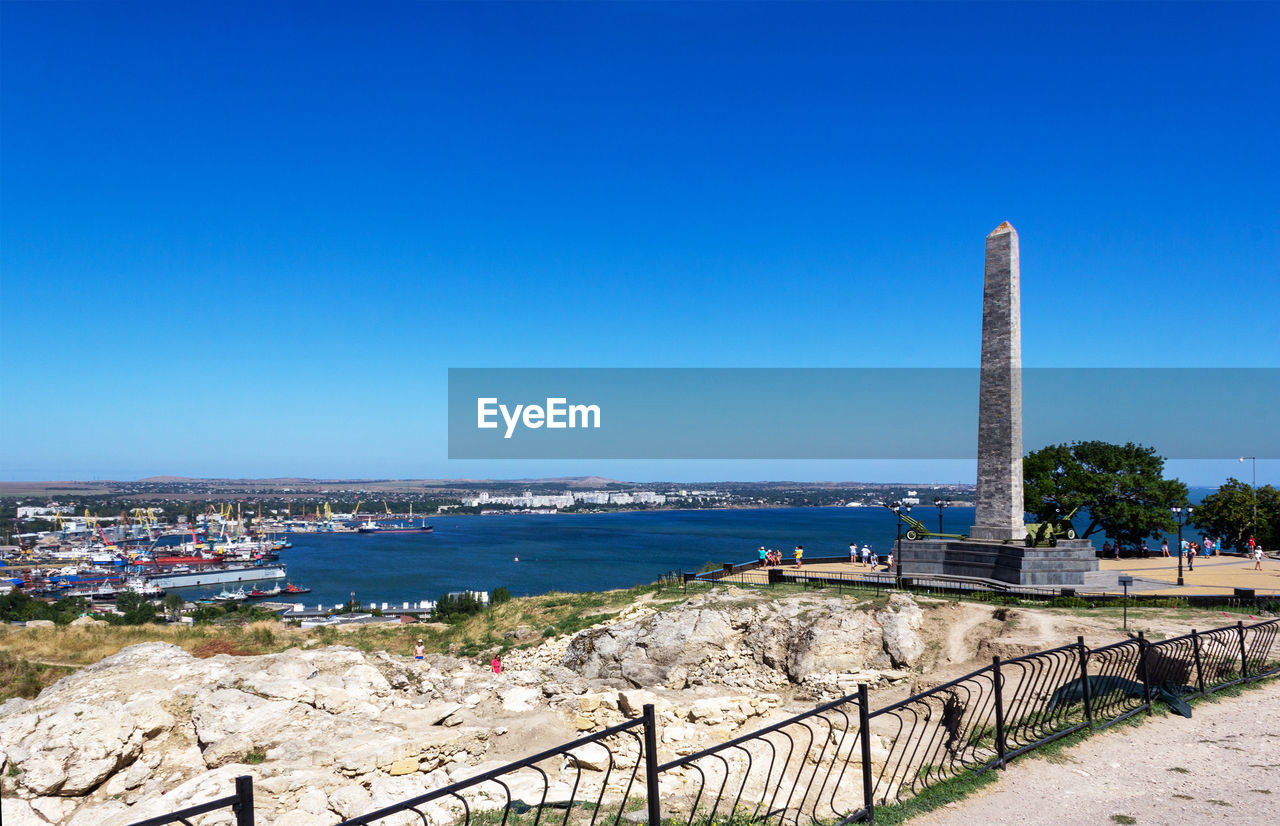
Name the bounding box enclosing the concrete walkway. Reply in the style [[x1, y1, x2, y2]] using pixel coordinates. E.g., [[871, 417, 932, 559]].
[[913, 679, 1280, 825], [725, 556, 1280, 596]]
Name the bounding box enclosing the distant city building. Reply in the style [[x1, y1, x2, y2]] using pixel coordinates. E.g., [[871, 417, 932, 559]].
[[17, 505, 73, 518], [462, 491, 574, 508]]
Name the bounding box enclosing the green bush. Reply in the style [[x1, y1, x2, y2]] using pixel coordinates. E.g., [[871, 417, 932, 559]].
[[0, 591, 90, 625]]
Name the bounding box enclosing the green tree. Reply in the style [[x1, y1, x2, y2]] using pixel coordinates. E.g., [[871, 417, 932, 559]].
[[1023, 441, 1188, 549], [162, 592, 186, 620], [432, 591, 485, 622], [1192, 478, 1279, 550], [109, 591, 160, 625]]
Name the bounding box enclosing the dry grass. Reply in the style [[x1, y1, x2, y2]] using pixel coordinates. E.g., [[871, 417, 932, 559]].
[[0, 582, 693, 697]]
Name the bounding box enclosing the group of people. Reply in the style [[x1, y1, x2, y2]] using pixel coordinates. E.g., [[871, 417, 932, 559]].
[[1103, 535, 1231, 560], [756, 543, 893, 571], [1100, 534, 1269, 573], [758, 546, 802, 567], [849, 541, 891, 570]]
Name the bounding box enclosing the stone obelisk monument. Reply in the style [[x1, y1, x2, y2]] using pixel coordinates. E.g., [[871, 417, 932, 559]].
[[899, 223, 1103, 585], [969, 221, 1025, 541]]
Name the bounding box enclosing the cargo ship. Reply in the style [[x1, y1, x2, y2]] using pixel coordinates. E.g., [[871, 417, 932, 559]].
[[356, 519, 433, 534]]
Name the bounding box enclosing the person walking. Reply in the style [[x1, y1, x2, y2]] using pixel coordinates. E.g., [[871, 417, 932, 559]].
[[794, 545, 803, 568], [862, 544, 872, 566], [1254, 545, 1265, 571], [1161, 538, 1170, 557]]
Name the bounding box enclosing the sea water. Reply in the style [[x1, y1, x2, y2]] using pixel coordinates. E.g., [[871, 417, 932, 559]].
[[246, 506, 978, 608]]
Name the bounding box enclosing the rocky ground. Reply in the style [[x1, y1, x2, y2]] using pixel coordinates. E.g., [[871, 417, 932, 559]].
[[0, 589, 1212, 825]]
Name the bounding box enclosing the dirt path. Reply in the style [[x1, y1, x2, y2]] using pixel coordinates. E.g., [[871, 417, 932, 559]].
[[913, 680, 1280, 825]]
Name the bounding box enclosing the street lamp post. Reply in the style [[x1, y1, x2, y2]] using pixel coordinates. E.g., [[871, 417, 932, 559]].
[[1171, 506, 1192, 587], [892, 502, 909, 588], [1240, 456, 1257, 544], [934, 498, 951, 534]]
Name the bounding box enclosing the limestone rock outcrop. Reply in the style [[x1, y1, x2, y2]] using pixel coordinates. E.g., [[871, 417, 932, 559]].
[[0, 591, 925, 824], [561, 590, 924, 690]]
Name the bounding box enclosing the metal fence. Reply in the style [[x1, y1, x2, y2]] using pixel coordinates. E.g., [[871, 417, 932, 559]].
[[124, 774, 253, 826], [129, 618, 1280, 826]]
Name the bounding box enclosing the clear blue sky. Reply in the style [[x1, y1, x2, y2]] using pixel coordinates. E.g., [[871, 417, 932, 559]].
[[1, 1, 1276, 484]]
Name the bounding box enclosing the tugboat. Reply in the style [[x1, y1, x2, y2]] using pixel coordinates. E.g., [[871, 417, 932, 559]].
[[281, 582, 312, 595]]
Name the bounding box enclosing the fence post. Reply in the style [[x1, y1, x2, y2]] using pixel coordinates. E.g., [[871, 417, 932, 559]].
[[1136, 631, 1153, 715], [857, 683, 875, 824], [1236, 621, 1250, 681], [1076, 636, 1094, 729], [234, 775, 254, 826], [991, 656, 1007, 769], [1191, 629, 1207, 695], [642, 704, 661, 826]]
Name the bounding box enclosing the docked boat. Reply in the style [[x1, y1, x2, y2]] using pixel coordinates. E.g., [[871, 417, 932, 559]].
[[145, 563, 287, 589], [247, 584, 282, 598], [213, 586, 247, 602], [281, 582, 311, 595]]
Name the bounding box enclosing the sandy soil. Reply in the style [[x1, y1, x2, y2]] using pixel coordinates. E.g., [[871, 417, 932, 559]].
[[914, 679, 1280, 825]]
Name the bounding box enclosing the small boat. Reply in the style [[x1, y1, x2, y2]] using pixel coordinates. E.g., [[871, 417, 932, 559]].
[[281, 582, 311, 595], [213, 586, 247, 602], [247, 585, 282, 598]]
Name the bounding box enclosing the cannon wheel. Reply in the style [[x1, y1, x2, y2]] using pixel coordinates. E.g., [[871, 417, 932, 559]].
[[1025, 534, 1035, 547], [1049, 535, 1058, 547], [906, 529, 919, 541], [1066, 528, 1077, 539]]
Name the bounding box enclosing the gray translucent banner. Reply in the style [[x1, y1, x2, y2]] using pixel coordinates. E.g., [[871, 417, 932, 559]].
[[448, 368, 1278, 460]]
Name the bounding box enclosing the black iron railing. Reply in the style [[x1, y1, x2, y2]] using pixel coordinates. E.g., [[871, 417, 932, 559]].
[[124, 774, 254, 826], [330, 707, 656, 826], [129, 617, 1279, 826], [655, 684, 873, 825]]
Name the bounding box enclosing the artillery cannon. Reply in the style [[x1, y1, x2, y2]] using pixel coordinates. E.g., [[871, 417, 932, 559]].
[[1024, 506, 1081, 547], [880, 504, 968, 541]]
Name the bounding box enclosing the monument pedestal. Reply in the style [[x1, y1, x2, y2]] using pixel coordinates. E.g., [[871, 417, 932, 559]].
[[900, 538, 1101, 587]]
